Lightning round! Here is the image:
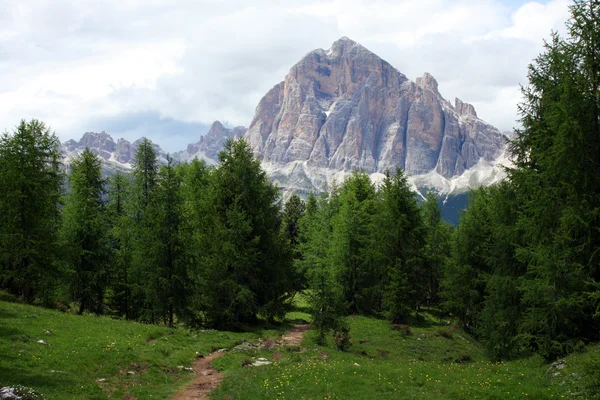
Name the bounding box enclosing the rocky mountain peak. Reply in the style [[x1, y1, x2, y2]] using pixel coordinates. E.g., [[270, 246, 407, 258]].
[[454, 98, 477, 118], [208, 120, 226, 136], [245, 37, 507, 195], [173, 121, 247, 164], [416, 72, 439, 94]]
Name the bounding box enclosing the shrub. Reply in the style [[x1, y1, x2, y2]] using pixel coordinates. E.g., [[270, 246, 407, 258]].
[[392, 324, 412, 336], [438, 329, 453, 339], [455, 353, 472, 363], [333, 323, 352, 352]]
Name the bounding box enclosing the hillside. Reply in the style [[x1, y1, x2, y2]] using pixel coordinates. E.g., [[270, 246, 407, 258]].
[[2, 299, 598, 399]]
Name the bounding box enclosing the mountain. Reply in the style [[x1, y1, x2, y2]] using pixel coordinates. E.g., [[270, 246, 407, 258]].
[[173, 121, 247, 164], [245, 37, 509, 196], [61, 132, 169, 173], [60, 37, 511, 222]]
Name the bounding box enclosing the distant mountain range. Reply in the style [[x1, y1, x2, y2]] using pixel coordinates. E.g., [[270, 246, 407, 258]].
[[61, 37, 511, 221]]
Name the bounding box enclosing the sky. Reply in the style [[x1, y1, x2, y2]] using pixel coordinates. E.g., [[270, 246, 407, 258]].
[[0, 0, 571, 152]]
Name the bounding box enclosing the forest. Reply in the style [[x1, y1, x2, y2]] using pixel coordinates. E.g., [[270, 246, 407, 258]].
[[0, 0, 599, 367]]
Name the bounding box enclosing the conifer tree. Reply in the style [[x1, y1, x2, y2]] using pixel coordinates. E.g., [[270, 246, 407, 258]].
[[330, 172, 377, 315], [508, 0, 600, 358], [129, 138, 159, 322], [203, 139, 293, 328], [421, 192, 451, 309], [374, 169, 425, 322], [61, 148, 109, 314], [0, 119, 62, 302], [298, 192, 344, 344], [106, 171, 133, 318]]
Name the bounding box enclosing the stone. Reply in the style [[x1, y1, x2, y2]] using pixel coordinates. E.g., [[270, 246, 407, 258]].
[[244, 37, 507, 194]]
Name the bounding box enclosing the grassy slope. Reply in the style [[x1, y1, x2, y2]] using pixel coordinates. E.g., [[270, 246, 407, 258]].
[[1, 297, 598, 400], [211, 310, 600, 400], [0, 300, 282, 399]]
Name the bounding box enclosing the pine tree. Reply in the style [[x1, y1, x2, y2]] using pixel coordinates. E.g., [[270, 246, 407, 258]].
[[508, 0, 600, 358], [374, 169, 425, 322], [282, 194, 307, 293], [129, 138, 159, 322], [106, 171, 133, 318], [442, 188, 491, 332], [421, 192, 451, 309], [0, 119, 62, 302], [203, 139, 293, 328], [298, 192, 344, 344], [330, 172, 377, 315], [148, 157, 190, 327], [61, 148, 109, 314]]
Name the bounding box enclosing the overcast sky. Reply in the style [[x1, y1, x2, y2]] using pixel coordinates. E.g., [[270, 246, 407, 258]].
[[0, 0, 571, 152]]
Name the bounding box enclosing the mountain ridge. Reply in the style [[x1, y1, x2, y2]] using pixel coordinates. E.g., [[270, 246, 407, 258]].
[[60, 37, 510, 196]]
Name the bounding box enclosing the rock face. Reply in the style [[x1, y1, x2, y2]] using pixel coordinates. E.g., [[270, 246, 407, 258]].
[[61, 132, 168, 173], [173, 121, 247, 164], [245, 37, 508, 194]]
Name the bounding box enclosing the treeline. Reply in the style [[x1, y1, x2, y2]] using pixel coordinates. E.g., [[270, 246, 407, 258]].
[[443, 0, 600, 360], [295, 172, 450, 344], [0, 132, 295, 329], [0, 119, 450, 332]]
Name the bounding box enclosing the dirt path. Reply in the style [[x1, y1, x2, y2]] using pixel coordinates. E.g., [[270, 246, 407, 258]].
[[171, 324, 310, 400]]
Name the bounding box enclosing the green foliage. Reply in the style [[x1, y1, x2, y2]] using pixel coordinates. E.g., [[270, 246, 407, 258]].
[[374, 169, 425, 322], [105, 171, 133, 318], [201, 139, 293, 328], [330, 172, 378, 315], [61, 148, 110, 314], [0, 120, 62, 303], [420, 191, 451, 309], [442, 0, 600, 361]]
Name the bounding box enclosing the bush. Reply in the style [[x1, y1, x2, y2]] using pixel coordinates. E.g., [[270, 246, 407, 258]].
[[438, 329, 453, 339], [333, 323, 352, 352], [455, 353, 472, 363], [392, 324, 412, 336]]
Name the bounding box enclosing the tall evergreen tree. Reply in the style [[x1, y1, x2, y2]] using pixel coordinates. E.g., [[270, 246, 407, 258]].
[[421, 192, 451, 309], [106, 171, 133, 318], [282, 194, 307, 292], [508, 0, 600, 358], [330, 172, 377, 315], [298, 192, 344, 344], [374, 169, 425, 322], [442, 189, 491, 332], [202, 139, 293, 328], [0, 119, 62, 302], [61, 148, 109, 314], [148, 157, 190, 327], [129, 138, 159, 322]]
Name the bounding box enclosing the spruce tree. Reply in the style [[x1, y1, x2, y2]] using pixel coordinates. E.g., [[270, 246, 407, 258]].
[[61, 148, 109, 314], [374, 169, 425, 322], [330, 172, 377, 315], [298, 192, 344, 344], [421, 192, 451, 309], [106, 171, 133, 318], [203, 139, 293, 328], [0, 119, 62, 302], [508, 0, 600, 358], [129, 138, 159, 322]]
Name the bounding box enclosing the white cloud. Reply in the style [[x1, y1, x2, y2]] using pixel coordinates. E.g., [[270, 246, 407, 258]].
[[0, 0, 571, 151]]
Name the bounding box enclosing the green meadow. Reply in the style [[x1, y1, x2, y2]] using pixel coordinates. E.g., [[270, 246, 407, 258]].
[[1, 298, 599, 399]]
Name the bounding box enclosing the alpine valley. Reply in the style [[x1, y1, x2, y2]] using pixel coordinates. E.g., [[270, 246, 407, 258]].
[[61, 37, 511, 223]]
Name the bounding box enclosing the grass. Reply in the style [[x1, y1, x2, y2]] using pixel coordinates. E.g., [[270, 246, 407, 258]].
[[210, 311, 600, 400], [0, 300, 283, 399], [1, 296, 599, 399]]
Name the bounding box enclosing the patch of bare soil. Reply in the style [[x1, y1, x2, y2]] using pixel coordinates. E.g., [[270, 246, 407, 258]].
[[170, 324, 310, 400], [170, 351, 225, 400]]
